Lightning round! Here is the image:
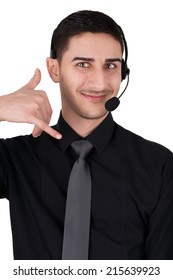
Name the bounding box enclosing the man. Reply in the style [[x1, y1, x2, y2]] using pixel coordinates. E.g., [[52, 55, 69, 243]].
[[0, 10, 173, 260]]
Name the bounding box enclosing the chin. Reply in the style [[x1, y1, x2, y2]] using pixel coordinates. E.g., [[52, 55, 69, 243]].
[[78, 108, 108, 120]]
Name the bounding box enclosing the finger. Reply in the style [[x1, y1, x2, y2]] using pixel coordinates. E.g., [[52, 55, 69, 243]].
[[18, 68, 41, 91], [32, 92, 53, 137], [36, 91, 53, 124], [32, 125, 42, 138], [31, 117, 62, 140], [31, 104, 52, 137]]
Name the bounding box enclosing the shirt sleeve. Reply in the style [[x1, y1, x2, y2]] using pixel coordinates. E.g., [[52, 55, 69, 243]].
[[145, 150, 173, 259]]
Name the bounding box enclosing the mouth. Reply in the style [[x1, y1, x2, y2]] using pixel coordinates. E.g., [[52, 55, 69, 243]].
[[80, 91, 107, 103]]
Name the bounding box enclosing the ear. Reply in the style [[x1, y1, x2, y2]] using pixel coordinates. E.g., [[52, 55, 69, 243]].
[[46, 58, 60, 83]]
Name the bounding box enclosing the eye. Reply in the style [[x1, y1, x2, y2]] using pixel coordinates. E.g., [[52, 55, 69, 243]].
[[77, 62, 90, 68], [105, 63, 117, 69]]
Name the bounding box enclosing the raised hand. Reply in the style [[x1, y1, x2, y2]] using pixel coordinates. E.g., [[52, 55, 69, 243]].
[[0, 69, 62, 139]]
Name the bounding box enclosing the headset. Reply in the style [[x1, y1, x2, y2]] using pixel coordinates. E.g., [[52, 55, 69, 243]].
[[117, 24, 130, 81], [104, 24, 130, 111]]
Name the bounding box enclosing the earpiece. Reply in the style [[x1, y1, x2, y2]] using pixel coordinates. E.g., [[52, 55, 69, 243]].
[[116, 24, 130, 81], [121, 59, 130, 81]]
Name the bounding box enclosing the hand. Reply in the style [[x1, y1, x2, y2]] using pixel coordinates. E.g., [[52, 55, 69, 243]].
[[0, 69, 62, 139]]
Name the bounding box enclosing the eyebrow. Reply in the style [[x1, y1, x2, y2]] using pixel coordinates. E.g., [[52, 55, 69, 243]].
[[72, 57, 122, 63], [105, 58, 122, 63]]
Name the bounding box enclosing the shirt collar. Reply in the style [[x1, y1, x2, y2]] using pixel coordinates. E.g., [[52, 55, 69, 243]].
[[53, 112, 115, 154]]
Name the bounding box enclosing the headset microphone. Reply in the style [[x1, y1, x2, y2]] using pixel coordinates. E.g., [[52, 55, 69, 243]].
[[105, 72, 130, 111]]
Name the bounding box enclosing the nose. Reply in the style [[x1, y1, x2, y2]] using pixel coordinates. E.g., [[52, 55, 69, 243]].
[[87, 68, 107, 91]]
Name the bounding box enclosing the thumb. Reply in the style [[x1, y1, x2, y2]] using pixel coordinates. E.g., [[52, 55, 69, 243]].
[[19, 68, 41, 91]]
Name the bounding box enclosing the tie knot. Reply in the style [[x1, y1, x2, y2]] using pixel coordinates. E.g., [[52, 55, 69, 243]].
[[71, 140, 93, 159]]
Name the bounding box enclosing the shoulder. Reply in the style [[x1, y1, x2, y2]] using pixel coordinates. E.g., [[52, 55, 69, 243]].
[[115, 123, 173, 170], [0, 133, 38, 149], [0, 132, 51, 157], [117, 123, 172, 153]]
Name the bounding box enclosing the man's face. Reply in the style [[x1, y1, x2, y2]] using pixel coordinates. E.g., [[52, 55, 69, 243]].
[[58, 32, 122, 120]]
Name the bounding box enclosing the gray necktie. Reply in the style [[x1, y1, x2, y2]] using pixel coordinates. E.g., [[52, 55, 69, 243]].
[[62, 140, 93, 260]]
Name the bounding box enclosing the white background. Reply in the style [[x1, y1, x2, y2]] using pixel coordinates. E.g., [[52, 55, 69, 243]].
[[0, 0, 172, 269]]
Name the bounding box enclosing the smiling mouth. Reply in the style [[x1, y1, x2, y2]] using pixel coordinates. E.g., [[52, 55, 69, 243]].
[[81, 92, 105, 97], [80, 92, 106, 102], [80, 89, 107, 97]]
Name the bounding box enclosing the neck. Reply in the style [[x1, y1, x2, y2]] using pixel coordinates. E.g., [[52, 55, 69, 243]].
[[62, 110, 109, 138]]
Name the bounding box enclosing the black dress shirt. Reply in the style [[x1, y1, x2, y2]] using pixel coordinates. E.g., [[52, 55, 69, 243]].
[[0, 113, 173, 260]]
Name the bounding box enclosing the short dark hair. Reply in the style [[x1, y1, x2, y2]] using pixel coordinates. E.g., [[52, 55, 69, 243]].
[[50, 10, 125, 61]]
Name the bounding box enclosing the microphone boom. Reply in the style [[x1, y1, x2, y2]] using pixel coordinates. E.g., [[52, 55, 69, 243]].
[[105, 74, 129, 111]]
